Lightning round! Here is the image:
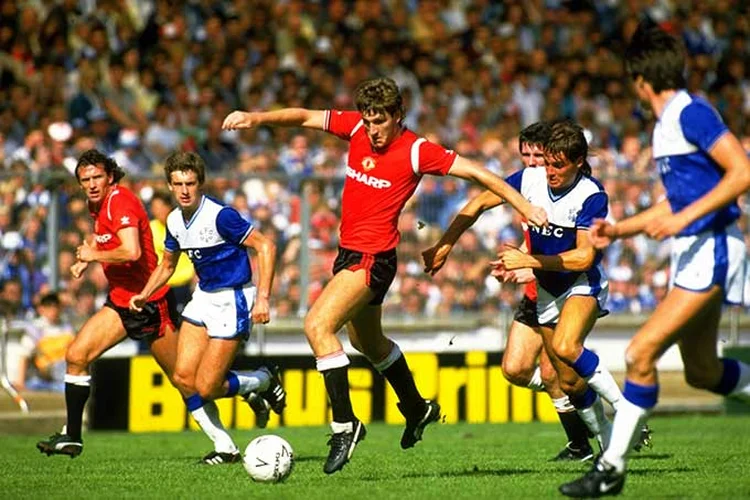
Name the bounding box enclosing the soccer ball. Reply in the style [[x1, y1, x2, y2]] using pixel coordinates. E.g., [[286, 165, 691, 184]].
[[243, 435, 294, 483]]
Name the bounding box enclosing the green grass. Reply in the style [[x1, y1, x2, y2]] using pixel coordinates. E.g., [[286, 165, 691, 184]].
[[2, 416, 750, 499]]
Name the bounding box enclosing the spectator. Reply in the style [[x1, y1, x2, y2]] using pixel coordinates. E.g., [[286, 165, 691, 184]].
[[16, 292, 74, 392], [0, 0, 748, 323]]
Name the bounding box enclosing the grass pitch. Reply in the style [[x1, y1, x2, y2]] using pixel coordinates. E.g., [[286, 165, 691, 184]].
[[2, 415, 750, 499]]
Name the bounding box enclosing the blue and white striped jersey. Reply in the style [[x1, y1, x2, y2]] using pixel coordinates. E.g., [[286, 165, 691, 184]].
[[506, 167, 608, 297], [652, 90, 740, 236], [165, 195, 254, 292]]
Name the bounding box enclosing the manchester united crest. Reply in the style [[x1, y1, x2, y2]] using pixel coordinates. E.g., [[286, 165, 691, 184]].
[[361, 156, 376, 171]]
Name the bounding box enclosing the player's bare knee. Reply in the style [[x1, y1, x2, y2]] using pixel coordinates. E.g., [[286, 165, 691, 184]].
[[64, 344, 90, 373], [624, 343, 656, 380], [551, 338, 580, 365], [303, 316, 331, 346], [501, 359, 532, 386], [172, 367, 196, 394]]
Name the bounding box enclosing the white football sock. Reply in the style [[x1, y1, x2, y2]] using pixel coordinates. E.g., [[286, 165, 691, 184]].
[[191, 400, 238, 454], [602, 398, 649, 473], [551, 395, 575, 412], [527, 366, 545, 392], [730, 361, 750, 402], [585, 364, 623, 412], [238, 370, 270, 395], [576, 396, 612, 450]]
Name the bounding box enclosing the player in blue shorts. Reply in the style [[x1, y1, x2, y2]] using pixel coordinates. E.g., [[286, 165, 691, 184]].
[[560, 20, 750, 497], [423, 121, 594, 461], [131, 151, 286, 465], [494, 120, 634, 452]]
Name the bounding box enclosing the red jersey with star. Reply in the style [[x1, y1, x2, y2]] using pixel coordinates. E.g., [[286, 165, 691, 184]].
[[89, 185, 168, 307], [325, 110, 457, 253]]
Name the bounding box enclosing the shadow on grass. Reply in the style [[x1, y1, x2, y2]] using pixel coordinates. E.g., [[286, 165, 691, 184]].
[[629, 453, 673, 461], [359, 466, 536, 481], [629, 466, 696, 475], [294, 456, 327, 463]]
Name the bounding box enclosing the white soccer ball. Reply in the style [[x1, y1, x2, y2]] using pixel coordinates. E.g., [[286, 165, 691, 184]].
[[243, 435, 294, 483]]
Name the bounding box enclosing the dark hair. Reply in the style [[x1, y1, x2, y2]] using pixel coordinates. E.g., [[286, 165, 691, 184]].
[[75, 149, 125, 183], [164, 151, 206, 185], [38, 292, 61, 307], [518, 121, 552, 153], [353, 77, 405, 123], [546, 120, 591, 176], [151, 190, 173, 206], [625, 19, 686, 93]]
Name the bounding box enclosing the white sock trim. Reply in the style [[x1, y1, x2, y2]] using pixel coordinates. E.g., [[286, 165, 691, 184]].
[[730, 361, 750, 400], [527, 366, 544, 392], [316, 351, 350, 372], [331, 421, 354, 433], [552, 395, 575, 413], [64, 374, 92, 386], [372, 343, 402, 372]]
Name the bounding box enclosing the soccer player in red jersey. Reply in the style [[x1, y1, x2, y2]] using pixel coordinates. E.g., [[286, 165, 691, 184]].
[[35, 150, 237, 460], [422, 121, 594, 461], [223, 77, 548, 474]]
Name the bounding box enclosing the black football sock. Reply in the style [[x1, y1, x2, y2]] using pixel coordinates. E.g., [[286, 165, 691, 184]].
[[322, 366, 357, 423], [64, 380, 91, 441], [382, 354, 425, 415]]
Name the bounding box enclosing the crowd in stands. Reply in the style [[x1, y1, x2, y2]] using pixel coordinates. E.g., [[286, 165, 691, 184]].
[[1, 0, 750, 386]]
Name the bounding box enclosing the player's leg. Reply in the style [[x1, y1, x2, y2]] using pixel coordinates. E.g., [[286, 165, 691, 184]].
[[540, 323, 608, 450], [169, 319, 238, 462], [150, 320, 237, 464], [305, 267, 374, 474], [560, 287, 723, 497], [678, 227, 750, 402], [144, 293, 187, 396], [194, 285, 280, 405], [502, 319, 544, 390], [540, 347, 593, 461], [347, 305, 440, 450], [680, 304, 750, 400], [37, 307, 127, 457], [553, 296, 624, 411]]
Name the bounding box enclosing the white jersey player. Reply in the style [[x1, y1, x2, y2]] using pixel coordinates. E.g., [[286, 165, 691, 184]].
[[131, 151, 286, 465], [561, 20, 750, 497], [496, 120, 628, 453]]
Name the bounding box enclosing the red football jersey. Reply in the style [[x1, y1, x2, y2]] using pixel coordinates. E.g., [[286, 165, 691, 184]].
[[90, 185, 168, 308], [325, 110, 457, 254]]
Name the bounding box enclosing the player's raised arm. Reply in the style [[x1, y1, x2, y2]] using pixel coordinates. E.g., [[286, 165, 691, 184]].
[[242, 229, 277, 325], [222, 108, 327, 131], [422, 190, 504, 276], [129, 249, 180, 312], [447, 156, 548, 228]]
